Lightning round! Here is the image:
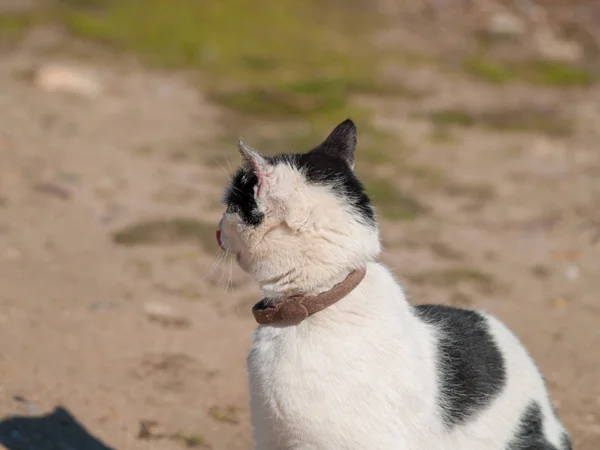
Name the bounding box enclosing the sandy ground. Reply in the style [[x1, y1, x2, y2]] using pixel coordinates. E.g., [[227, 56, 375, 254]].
[[1, 21, 600, 450]]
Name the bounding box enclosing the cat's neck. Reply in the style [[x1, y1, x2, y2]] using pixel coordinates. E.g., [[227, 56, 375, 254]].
[[258, 265, 362, 301], [255, 262, 411, 327]]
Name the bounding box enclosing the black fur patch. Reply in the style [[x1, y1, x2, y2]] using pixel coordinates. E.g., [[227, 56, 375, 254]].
[[225, 149, 375, 227], [273, 149, 375, 225], [506, 401, 568, 449], [224, 166, 264, 226], [414, 305, 507, 428], [560, 433, 572, 450]]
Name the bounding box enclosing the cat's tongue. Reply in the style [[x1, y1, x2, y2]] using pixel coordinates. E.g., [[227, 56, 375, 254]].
[[216, 228, 223, 249]]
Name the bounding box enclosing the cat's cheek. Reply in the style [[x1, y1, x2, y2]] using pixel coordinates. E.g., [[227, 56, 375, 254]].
[[236, 253, 252, 273], [284, 208, 311, 232]]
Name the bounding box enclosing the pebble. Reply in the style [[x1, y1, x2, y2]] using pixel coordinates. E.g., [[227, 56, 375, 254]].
[[2, 247, 22, 261], [534, 28, 583, 63], [34, 63, 103, 98], [487, 11, 526, 36], [565, 265, 580, 282], [143, 302, 190, 328], [33, 182, 71, 200]]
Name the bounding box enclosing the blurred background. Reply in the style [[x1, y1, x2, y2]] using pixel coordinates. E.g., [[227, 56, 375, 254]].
[[0, 0, 599, 449]]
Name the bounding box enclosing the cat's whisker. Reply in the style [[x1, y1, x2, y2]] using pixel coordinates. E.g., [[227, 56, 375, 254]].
[[226, 256, 234, 293], [216, 253, 230, 288], [222, 154, 233, 172], [211, 156, 231, 179], [200, 250, 226, 282]]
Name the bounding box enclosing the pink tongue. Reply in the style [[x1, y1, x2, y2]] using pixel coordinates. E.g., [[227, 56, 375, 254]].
[[216, 228, 223, 249]]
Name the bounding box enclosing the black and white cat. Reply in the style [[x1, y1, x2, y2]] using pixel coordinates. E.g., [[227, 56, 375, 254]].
[[216, 120, 571, 449]]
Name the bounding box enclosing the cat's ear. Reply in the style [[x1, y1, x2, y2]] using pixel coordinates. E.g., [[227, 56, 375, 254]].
[[237, 138, 271, 198], [315, 119, 357, 169]]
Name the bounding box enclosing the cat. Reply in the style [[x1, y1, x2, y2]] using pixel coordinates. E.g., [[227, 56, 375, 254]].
[[216, 119, 571, 450]]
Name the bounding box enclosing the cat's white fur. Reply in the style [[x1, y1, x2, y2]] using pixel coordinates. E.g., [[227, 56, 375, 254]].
[[218, 134, 568, 450]]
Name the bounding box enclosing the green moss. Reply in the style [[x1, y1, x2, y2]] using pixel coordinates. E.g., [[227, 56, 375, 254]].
[[362, 177, 426, 221], [356, 128, 405, 166], [481, 109, 571, 136], [428, 125, 456, 143], [428, 108, 571, 136], [208, 405, 240, 425], [411, 267, 496, 293], [463, 57, 512, 83], [527, 60, 595, 86], [170, 432, 211, 448], [213, 76, 404, 118], [0, 13, 36, 41], [445, 182, 495, 202], [56, 0, 384, 111], [37, 0, 427, 172], [429, 110, 475, 127], [112, 218, 216, 251], [464, 55, 595, 86]]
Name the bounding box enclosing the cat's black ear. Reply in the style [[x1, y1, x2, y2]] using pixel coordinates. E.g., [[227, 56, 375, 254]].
[[315, 119, 357, 169]]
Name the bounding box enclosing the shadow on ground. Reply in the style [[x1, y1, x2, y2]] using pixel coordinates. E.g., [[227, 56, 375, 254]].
[[0, 406, 115, 450]]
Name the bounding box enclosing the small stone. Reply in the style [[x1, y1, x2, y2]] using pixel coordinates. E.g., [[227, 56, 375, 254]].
[[143, 302, 190, 328], [138, 419, 161, 440], [33, 182, 71, 200], [2, 247, 22, 261], [552, 296, 567, 310], [34, 63, 103, 97], [534, 29, 583, 63], [565, 265, 580, 282], [487, 11, 526, 36]]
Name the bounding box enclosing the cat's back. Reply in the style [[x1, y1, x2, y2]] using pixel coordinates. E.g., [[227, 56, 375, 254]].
[[414, 304, 571, 450]]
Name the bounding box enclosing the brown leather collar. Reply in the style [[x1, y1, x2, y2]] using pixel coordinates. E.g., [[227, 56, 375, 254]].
[[252, 268, 367, 325]]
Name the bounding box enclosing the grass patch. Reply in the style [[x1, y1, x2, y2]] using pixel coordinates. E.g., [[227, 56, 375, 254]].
[[362, 177, 426, 221], [6, 0, 417, 174], [463, 56, 595, 86], [0, 13, 37, 41], [429, 242, 464, 261], [410, 267, 496, 293], [208, 405, 240, 425], [213, 77, 401, 118], [428, 108, 571, 136], [357, 128, 408, 166], [444, 182, 495, 202], [428, 125, 457, 143], [170, 432, 211, 448], [429, 111, 475, 127], [52, 0, 392, 122], [112, 218, 216, 251], [463, 57, 512, 83], [528, 60, 595, 86]]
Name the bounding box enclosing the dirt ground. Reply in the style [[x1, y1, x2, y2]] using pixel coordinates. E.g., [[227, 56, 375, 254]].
[[1, 5, 600, 450]]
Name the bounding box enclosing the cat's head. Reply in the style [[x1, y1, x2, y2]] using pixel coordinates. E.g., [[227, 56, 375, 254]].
[[217, 119, 381, 296]]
